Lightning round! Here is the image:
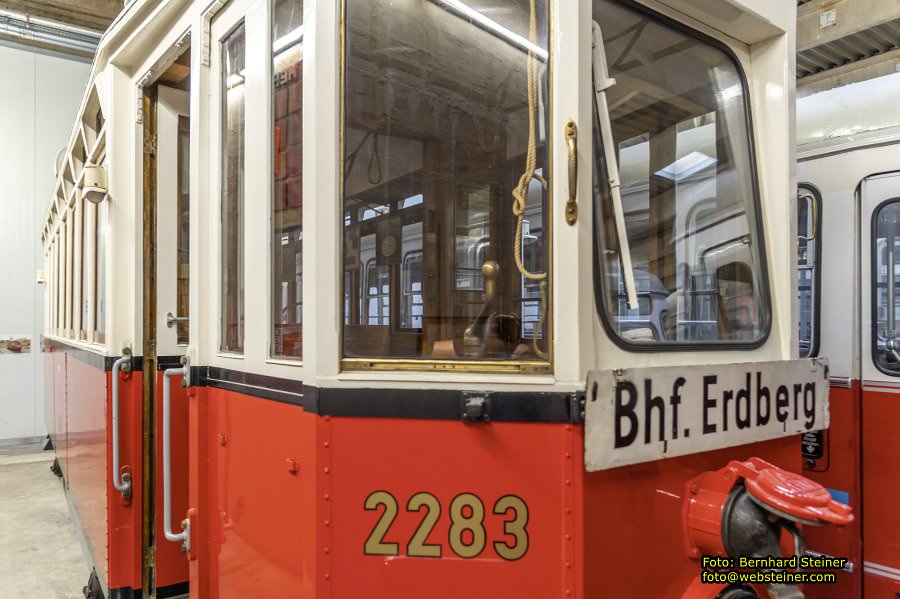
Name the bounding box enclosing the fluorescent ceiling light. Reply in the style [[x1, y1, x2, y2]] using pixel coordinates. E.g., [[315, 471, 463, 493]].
[[654, 151, 717, 181], [274, 25, 304, 54], [431, 0, 548, 61]]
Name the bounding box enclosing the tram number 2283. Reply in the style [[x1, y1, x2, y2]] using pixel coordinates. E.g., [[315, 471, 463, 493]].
[[363, 491, 529, 561]]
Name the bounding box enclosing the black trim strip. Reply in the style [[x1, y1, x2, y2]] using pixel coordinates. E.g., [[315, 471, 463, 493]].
[[203, 366, 304, 406], [40, 350, 578, 422], [159, 581, 190, 598], [42, 336, 131, 371], [157, 355, 186, 371], [305, 386, 583, 423], [108, 581, 188, 598]]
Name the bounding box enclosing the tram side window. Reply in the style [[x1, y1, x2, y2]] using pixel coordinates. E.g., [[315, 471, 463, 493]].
[[220, 24, 246, 354], [798, 185, 820, 358], [271, 0, 303, 359], [342, 0, 551, 364], [592, 0, 769, 347], [95, 199, 107, 343], [873, 200, 900, 373]]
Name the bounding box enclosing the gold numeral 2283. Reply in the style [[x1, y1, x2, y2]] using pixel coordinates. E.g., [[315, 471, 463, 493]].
[[363, 491, 529, 561]]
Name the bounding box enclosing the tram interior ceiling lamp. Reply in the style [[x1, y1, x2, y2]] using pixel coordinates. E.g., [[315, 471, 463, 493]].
[[82, 164, 108, 203]]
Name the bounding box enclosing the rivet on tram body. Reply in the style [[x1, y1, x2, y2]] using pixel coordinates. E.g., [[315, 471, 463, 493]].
[[565, 480, 571, 486], [324, 547, 330, 554], [565, 425, 571, 432], [324, 467, 330, 474], [565, 452, 571, 459], [566, 562, 572, 569], [324, 415, 331, 421], [565, 534, 571, 541], [565, 508, 571, 515], [324, 573, 330, 581], [323, 494, 330, 501], [323, 441, 330, 448], [324, 520, 331, 527]]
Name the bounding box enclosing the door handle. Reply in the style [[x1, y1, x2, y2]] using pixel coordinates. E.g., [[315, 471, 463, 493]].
[[111, 349, 133, 501], [798, 192, 818, 242], [166, 311, 189, 329], [565, 120, 578, 225], [162, 361, 190, 552]]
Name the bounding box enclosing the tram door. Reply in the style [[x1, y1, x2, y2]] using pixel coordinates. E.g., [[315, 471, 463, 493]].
[[859, 173, 900, 596], [143, 69, 192, 594]]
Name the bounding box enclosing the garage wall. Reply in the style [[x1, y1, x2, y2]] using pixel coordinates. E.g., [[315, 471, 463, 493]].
[[0, 45, 91, 442]]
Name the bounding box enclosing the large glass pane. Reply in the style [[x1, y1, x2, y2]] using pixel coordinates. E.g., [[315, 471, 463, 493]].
[[177, 116, 191, 345], [798, 185, 819, 358], [342, 0, 551, 363], [220, 24, 246, 353], [272, 0, 303, 359], [592, 0, 769, 346], [874, 201, 900, 373], [95, 200, 106, 343]]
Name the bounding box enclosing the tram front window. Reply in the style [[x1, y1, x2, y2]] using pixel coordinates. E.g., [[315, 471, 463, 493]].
[[874, 201, 900, 373], [342, 0, 550, 365], [592, 0, 770, 347]]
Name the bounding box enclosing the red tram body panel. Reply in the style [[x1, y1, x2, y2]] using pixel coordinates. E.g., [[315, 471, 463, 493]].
[[39, 0, 855, 597]]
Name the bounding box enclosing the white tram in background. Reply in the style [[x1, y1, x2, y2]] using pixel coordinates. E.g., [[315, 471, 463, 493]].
[[796, 72, 900, 598], [39, 0, 852, 598]]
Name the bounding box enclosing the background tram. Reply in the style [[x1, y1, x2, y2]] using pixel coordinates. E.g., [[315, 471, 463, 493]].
[[40, 0, 850, 598], [796, 72, 900, 599]]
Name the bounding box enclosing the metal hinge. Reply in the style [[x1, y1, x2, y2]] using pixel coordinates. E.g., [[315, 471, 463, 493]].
[[570, 392, 586, 424], [143, 133, 157, 156]]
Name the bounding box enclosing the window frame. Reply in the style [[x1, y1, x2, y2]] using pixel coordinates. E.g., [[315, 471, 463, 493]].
[[269, 0, 305, 360], [798, 182, 822, 358], [870, 197, 900, 376], [591, 0, 772, 353], [218, 19, 248, 355], [337, 0, 555, 375]]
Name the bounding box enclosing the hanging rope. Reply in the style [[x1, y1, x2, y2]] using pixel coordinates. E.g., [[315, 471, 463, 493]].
[[511, 0, 548, 359]]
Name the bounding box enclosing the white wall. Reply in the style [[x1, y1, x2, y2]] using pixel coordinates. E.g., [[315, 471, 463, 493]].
[[0, 45, 91, 442]]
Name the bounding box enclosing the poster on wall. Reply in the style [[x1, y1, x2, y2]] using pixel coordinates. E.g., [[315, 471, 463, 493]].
[[0, 336, 31, 354]]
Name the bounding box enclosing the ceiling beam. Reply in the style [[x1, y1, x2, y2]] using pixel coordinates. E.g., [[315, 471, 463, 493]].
[[799, 0, 900, 52], [798, 46, 900, 96], [0, 0, 122, 32]]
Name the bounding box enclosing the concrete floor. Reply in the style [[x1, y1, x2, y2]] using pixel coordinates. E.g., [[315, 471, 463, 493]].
[[0, 442, 87, 599]]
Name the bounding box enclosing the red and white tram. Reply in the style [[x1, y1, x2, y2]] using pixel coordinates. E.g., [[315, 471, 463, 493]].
[[796, 72, 900, 599], [40, 0, 850, 597]]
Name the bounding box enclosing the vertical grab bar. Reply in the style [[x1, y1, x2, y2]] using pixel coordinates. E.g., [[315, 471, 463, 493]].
[[163, 365, 190, 551], [111, 350, 132, 500]]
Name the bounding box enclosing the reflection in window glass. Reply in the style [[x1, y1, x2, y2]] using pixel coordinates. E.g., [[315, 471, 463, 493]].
[[272, 0, 303, 359], [220, 24, 245, 353], [96, 201, 106, 343], [592, 0, 768, 346], [177, 117, 191, 345], [82, 202, 93, 340], [343, 0, 550, 363], [874, 201, 900, 373], [798, 186, 819, 358]]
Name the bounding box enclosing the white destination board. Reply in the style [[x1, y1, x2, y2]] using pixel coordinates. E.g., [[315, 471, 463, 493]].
[[584, 359, 829, 471]]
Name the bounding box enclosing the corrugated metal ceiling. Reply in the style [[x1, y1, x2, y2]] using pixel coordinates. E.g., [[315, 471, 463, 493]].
[[797, 17, 900, 79]]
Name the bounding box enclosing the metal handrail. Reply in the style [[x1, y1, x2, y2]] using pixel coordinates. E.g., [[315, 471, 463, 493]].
[[162, 366, 190, 551], [111, 350, 132, 500]]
